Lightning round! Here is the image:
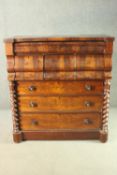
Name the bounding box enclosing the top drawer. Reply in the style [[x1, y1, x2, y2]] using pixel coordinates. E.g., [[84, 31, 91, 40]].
[[17, 80, 103, 96], [14, 42, 106, 54]]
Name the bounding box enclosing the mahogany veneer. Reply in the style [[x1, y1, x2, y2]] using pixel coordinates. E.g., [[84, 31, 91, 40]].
[[4, 36, 114, 143]]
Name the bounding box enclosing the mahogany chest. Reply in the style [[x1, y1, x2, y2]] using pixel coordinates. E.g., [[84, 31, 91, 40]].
[[4, 36, 114, 143]]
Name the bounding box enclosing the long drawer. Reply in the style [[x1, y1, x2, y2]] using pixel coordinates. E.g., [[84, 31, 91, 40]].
[[20, 113, 101, 130], [14, 42, 106, 54], [18, 96, 103, 113], [8, 54, 112, 72], [17, 80, 104, 95]]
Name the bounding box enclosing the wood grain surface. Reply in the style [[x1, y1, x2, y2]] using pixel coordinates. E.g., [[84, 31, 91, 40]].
[[20, 113, 101, 130], [18, 96, 103, 113], [17, 80, 103, 95], [4, 36, 114, 142]]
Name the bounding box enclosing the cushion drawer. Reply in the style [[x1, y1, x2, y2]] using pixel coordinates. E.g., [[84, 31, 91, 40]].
[[9, 54, 111, 73], [17, 81, 103, 95], [44, 54, 111, 71], [18, 96, 103, 113], [20, 113, 101, 130], [14, 42, 105, 54], [14, 55, 43, 72]]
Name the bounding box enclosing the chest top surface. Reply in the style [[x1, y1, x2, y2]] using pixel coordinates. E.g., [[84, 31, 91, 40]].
[[4, 36, 114, 42]]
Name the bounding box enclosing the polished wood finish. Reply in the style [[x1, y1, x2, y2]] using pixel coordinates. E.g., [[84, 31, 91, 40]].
[[20, 113, 101, 130], [21, 130, 100, 141], [45, 54, 112, 71], [14, 42, 106, 54], [4, 36, 114, 143], [14, 55, 43, 72], [18, 96, 103, 113], [17, 81, 103, 95], [8, 71, 112, 81], [43, 71, 111, 80], [4, 36, 114, 42]]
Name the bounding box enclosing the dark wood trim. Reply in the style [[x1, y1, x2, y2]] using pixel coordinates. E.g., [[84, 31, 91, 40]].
[[13, 131, 22, 143], [13, 130, 108, 143], [4, 36, 115, 43], [20, 130, 100, 141]]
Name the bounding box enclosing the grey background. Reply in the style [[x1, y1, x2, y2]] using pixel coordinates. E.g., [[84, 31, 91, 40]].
[[0, 0, 117, 109]]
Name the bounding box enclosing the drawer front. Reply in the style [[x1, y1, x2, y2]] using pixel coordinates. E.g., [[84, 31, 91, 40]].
[[45, 55, 111, 71], [9, 54, 111, 73], [14, 55, 43, 72], [14, 42, 105, 54], [20, 113, 101, 130], [43, 71, 106, 80], [17, 81, 104, 95], [13, 71, 106, 81], [18, 96, 103, 113], [45, 55, 76, 71]]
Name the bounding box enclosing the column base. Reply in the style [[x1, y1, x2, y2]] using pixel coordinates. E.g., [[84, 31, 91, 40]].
[[13, 131, 23, 143], [99, 131, 108, 143]]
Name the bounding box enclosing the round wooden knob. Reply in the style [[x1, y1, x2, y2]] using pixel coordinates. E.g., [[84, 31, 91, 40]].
[[85, 84, 92, 91], [31, 119, 39, 126], [84, 101, 92, 107], [29, 101, 37, 107], [83, 118, 92, 125], [28, 86, 36, 91]]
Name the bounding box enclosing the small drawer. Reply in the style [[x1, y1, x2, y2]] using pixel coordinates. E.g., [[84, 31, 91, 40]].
[[18, 96, 103, 113], [17, 80, 103, 96], [14, 55, 43, 72], [20, 113, 101, 130]]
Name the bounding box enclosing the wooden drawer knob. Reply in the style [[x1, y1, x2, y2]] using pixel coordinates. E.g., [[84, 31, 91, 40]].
[[29, 101, 38, 107], [84, 101, 92, 107], [28, 86, 36, 91], [31, 119, 39, 126], [85, 84, 92, 91], [83, 118, 93, 125]]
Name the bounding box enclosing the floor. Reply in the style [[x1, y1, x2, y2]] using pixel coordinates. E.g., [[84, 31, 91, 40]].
[[0, 108, 117, 175]]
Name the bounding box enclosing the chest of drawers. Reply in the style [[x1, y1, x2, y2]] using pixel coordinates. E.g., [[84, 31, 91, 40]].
[[5, 36, 114, 143]]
